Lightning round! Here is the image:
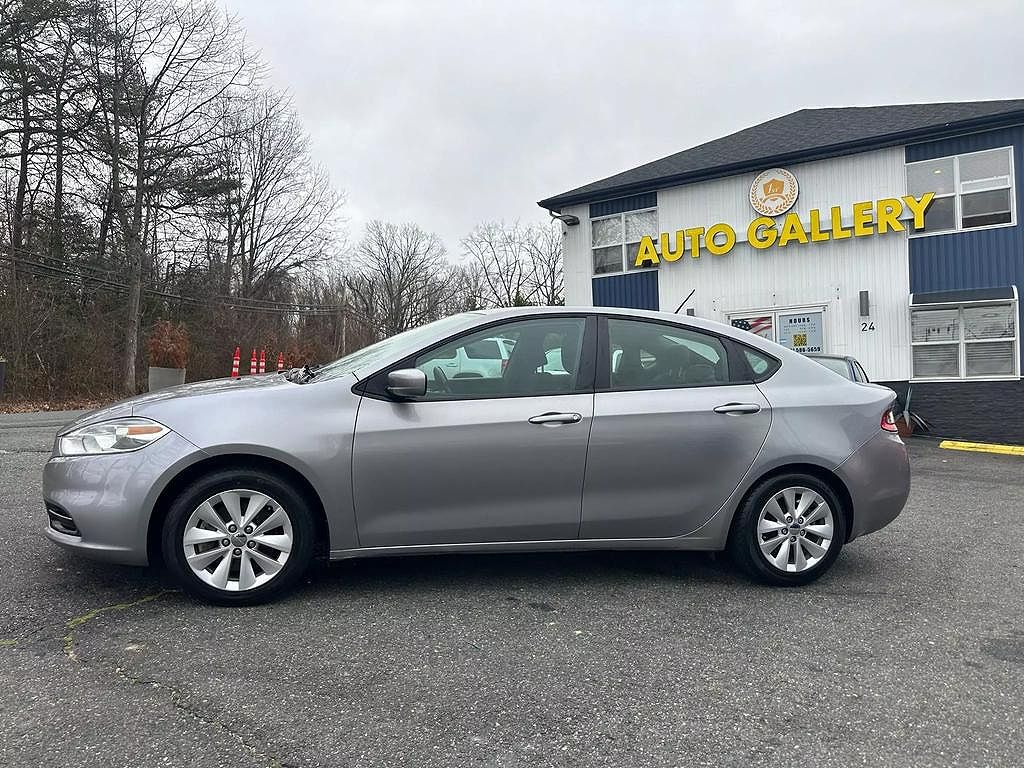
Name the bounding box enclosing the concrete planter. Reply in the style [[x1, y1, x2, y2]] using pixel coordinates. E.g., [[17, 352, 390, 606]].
[[148, 366, 186, 392]]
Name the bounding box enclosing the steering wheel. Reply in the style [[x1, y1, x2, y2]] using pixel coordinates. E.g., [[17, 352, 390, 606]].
[[432, 366, 452, 394]]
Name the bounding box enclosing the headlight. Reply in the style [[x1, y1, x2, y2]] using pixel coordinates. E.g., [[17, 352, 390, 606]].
[[58, 417, 171, 456]]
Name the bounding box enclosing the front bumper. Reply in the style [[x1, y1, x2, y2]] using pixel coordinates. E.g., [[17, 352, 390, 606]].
[[42, 431, 201, 566], [835, 430, 911, 541]]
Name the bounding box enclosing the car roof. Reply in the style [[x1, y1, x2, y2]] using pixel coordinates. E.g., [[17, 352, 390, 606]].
[[805, 353, 855, 362]]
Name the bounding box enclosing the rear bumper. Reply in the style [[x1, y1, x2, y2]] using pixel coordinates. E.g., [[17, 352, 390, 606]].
[[835, 430, 911, 541], [42, 431, 201, 566]]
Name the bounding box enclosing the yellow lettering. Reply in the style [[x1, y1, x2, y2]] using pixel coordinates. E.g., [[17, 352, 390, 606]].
[[705, 223, 736, 256], [747, 217, 777, 249], [902, 192, 935, 231], [633, 235, 660, 267], [777, 213, 809, 247], [852, 201, 874, 236], [659, 230, 685, 262], [875, 198, 905, 234], [808, 209, 829, 242], [685, 226, 705, 259], [830, 206, 851, 240]]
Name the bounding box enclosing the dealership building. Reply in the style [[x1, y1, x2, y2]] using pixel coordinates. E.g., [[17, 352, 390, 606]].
[[539, 99, 1024, 442]]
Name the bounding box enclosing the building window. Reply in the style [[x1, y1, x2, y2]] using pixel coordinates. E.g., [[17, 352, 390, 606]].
[[906, 146, 1015, 236], [729, 308, 825, 354], [911, 300, 1019, 380], [591, 208, 658, 275]]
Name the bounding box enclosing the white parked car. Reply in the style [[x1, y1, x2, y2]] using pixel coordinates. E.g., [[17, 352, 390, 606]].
[[416, 336, 514, 379]]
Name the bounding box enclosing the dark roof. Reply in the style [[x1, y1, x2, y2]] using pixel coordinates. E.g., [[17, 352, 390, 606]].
[[539, 100, 1024, 211]]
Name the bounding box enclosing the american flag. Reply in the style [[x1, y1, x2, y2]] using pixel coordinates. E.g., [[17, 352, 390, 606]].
[[732, 317, 773, 337]]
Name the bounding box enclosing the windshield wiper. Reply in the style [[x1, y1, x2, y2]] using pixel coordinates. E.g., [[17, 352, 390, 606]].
[[295, 364, 322, 384]]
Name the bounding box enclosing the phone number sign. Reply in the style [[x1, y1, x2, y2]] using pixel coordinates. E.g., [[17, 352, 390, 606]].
[[778, 311, 823, 353]]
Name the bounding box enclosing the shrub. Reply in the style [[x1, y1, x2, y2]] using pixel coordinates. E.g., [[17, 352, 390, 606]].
[[146, 321, 190, 369]]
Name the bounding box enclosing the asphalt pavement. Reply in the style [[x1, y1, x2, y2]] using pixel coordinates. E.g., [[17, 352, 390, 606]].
[[1, 411, 1022, 767]]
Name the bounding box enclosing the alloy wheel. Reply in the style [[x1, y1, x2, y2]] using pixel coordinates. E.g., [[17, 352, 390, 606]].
[[756, 486, 835, 573], [182, 489, 293, 592]]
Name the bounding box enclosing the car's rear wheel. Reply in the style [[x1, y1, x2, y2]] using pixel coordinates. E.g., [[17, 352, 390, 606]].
[[161, 468, 315, 605], [728, 473, 846, 586]]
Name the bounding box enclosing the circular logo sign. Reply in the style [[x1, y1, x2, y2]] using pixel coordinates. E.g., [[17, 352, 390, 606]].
[[750, 168, 799, 216]]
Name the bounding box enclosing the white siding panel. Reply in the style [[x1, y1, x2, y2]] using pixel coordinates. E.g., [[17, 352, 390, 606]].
[[559, 147, 913, 381], [561, 203, 591, 306], [656, 147, 908, 239]]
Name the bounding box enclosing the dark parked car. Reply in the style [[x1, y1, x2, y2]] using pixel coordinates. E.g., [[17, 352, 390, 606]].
[[805, 353, 871, 383]]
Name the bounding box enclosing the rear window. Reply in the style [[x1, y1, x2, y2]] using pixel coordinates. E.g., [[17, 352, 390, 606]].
[[742, 347, 781, 381]]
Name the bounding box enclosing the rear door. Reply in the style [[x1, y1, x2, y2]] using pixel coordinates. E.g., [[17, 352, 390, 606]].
[[580, 316, 771, 539], [352, 314, 596, 547]]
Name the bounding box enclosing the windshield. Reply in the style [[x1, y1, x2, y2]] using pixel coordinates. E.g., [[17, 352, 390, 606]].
[[811, 356, 852, 379], [309, 313, 481, 382]]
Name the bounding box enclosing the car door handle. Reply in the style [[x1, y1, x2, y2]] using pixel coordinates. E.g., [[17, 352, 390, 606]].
[[528, 412, 582, 425], [713, 403, 762, 415]]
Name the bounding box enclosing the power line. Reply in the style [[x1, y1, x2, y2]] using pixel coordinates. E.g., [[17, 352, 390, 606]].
[[1, 252, 354, 317]]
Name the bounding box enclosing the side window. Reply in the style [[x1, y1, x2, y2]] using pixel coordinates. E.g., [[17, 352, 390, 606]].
[[413, 318, 586, 400], [607, 318, 730, 390]]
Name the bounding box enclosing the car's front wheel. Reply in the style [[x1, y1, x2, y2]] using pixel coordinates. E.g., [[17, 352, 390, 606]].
[[161, 468, 316, 605], [728, 473, 846, 586]]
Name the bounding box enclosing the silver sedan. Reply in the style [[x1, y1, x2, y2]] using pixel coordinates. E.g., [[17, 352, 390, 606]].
[[43, 307, 910, 604]]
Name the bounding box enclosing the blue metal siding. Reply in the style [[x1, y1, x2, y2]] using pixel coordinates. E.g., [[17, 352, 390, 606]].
[[589, 193, 657, 218], [906, 125, 1024, 293], [592, 271, 659, 310], [906, 125, 1024, 368]]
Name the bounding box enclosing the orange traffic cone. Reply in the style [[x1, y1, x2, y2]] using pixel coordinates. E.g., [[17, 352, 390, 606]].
[[258, 349, 266, 374], [249, 348, 257, 375], [277, 352, 285, 372], [230, 347, 240, 378]]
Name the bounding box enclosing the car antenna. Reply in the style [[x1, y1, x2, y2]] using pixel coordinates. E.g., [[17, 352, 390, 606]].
[[674, 289, 696, 314]]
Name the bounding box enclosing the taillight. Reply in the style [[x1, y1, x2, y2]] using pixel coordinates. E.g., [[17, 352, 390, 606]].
[[881, 408, 899, 433]]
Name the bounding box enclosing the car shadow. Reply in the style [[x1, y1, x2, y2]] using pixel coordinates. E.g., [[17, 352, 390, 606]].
[[305, 548, 743, 598]]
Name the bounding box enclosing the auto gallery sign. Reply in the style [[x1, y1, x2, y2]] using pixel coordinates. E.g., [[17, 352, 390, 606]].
[[632, 168, 935, 267]]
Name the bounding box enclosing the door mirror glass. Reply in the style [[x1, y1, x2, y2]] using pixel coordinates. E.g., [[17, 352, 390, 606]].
[[386, 368, 427, 399]]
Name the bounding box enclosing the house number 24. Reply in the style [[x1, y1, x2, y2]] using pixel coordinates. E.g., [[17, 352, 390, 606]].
[[861, 321, 876, 331]]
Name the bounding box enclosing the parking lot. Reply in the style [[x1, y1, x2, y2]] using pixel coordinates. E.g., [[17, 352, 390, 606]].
[[0, 411, 1022, 767]]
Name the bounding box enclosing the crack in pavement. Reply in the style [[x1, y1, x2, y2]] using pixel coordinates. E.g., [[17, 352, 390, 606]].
[[63, 590, 174, 661], [59, 589, 286, 767], [113, 666, 286, 768]]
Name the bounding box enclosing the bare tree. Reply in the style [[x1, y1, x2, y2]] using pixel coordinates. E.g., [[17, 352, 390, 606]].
[[460, 220, 534, 307], [461, 220, 564, 307], [346, 220, 458, 338], [86, 0, 257, 392], [523, 222, 563, 306], [0, 1, 349, 401], [222, 89, 342, 300]]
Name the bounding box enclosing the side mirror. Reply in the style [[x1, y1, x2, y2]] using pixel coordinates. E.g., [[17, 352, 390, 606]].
[[386, 368, 427, 399]]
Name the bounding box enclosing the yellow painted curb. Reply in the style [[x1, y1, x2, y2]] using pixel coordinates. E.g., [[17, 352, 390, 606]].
[[939, 440, 1024, 456]]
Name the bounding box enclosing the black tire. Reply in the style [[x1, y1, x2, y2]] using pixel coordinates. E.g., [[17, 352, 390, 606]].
[[161, 467, 316, 605], [727, 473, 847, 587]]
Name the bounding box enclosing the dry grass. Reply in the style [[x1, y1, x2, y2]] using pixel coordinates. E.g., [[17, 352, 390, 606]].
[[0, 395, 116, 414]]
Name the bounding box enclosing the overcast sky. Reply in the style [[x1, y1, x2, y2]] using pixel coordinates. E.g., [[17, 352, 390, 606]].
[[220, 0, 1023, 257]]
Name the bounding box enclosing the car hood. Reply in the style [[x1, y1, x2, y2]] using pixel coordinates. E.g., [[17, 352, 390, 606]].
[[58, 374, 291, 434]]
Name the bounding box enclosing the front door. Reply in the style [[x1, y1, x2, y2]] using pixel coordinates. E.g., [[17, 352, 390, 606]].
[[352, 315, 595, 547], [581, 316, 771, 539]]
